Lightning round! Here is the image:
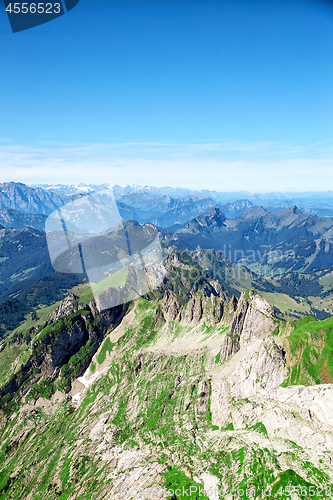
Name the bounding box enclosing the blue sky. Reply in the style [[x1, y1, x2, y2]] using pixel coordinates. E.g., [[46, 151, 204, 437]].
[[0, 0, 333, 190]]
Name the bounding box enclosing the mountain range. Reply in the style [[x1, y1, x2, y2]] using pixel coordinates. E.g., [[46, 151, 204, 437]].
[[5, 181, 333, 224], [0, 182, 67, 215], [0, 182, 254, 231], [36, 182, 333, 216], [165, 206, 333, 275]]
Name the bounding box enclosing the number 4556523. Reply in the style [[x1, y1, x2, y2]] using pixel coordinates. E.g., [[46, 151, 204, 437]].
[[6, 3, 61, 14]]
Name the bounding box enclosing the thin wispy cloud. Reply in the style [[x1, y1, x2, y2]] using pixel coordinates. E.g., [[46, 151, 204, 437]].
[[270, 140, 333, 157], [0, 140, 332, 192]]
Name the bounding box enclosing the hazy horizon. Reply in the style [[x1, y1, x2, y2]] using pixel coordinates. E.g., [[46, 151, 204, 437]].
[[10, 180, 333, 198]]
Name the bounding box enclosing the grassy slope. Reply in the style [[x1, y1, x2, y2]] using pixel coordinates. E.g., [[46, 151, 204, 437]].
[[282, 316, 333, 386]]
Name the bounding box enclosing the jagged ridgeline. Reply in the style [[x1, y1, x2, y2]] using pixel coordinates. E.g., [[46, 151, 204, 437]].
[[0, 250, 333, 499]]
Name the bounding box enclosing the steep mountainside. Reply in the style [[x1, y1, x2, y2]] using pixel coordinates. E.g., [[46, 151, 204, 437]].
[[0, 208, 48, 231], [0, 183, 67, 215], [0, 254, 333, 499], [0, 227, 54, 297]]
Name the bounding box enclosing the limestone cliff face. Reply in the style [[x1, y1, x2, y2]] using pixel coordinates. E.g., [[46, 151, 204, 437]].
[[160, 279, 228, 326], [239, 289, 276, 346], [160, 291, 183, 321], [51, 294, 80, 321], [180, 292, 226, 326], [159, 286, 276, 352]]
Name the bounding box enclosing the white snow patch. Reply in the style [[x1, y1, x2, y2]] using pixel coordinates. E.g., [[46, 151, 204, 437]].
[[200, 473, 220, 500], [71, 368, 104, 404]]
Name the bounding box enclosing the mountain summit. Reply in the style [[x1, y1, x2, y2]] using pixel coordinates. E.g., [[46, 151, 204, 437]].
[[183, 207, 226, 232]]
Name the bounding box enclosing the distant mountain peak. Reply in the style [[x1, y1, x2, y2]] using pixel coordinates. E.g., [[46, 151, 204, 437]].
[[226, 198, 253, 208], [280, 205, 304, 217], [193, 207, 226, 227]]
